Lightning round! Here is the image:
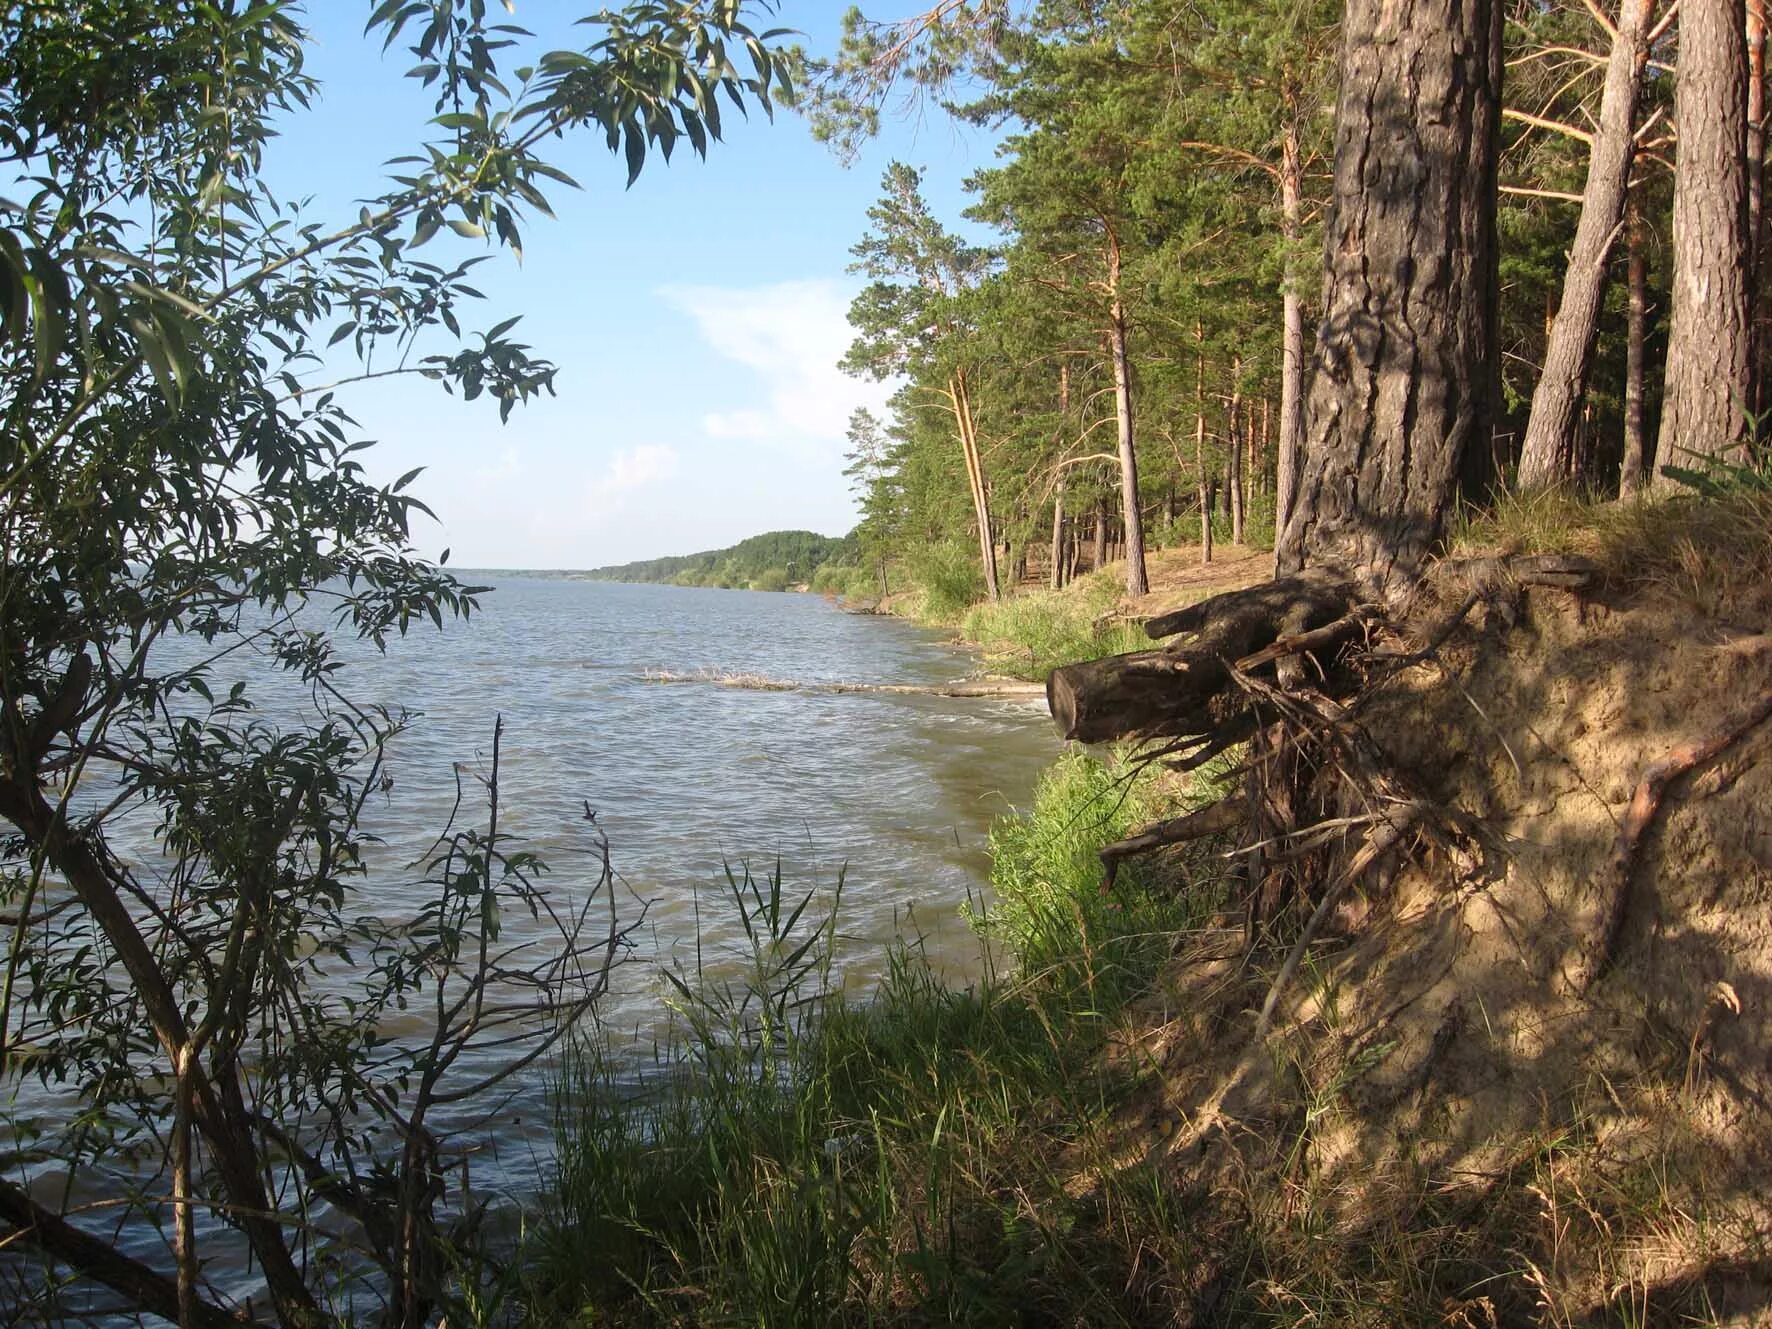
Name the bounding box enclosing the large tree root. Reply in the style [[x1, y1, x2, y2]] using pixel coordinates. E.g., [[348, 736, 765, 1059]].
[[1046, 554, 1600, 745], [1580, 688, 1772, 990], [1098, 796, 1247, 889], [1054, 551, 1603, 1042]]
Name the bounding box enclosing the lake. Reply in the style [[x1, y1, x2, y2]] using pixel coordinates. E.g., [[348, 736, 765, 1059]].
[[6, 575, 1063, 1303]]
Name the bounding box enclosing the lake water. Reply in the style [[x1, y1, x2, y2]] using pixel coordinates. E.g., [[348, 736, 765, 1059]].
[[357, 576, 1061, 997], [6, 577, 1062, 1306]]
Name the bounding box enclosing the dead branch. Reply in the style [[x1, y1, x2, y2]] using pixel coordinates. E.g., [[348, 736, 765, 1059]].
[[0, 1175, 252, 1329], [1099, 797, 1248, 888]]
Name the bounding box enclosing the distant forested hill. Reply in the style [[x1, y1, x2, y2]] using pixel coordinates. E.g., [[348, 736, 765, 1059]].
[[581, 530, 858, 590]]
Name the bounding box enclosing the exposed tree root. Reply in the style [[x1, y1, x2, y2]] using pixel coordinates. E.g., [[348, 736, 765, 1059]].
[[1098, 796, 1247, 889], [1581, 687, 1772, 990]]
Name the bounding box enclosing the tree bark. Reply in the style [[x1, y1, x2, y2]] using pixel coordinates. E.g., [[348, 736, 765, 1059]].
[[1749, 0, 1769, 422], [1621, 205, 1651, 494], [1051, 479, 1067, 589], [1516, 0, 1658, 490], [951, 371, 1002, 599], [1229, 357, 1247, 545], [1656, 0, 1753, 480], [1275, 110, 1308, 545], [1107, 235, 1150, 597], [1195, 322, 1213, 565], [1274, 0, 1503, 595], [1093, 494, 1109, 568]]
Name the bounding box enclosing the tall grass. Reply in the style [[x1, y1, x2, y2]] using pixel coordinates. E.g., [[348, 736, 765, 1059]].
[[960, 572, 1147, 680], [532, 754, 1223, 1326]]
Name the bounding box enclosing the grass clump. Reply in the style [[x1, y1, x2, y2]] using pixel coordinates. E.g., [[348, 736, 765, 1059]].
[[959, 572, 1147, 680], [532, 755, 1222, 1326], [1453, 486, 1772, 621]]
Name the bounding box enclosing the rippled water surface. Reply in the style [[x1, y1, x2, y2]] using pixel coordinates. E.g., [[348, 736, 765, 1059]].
[[11, 578, 1062, 1302], [351, 577, 1062, 1000]]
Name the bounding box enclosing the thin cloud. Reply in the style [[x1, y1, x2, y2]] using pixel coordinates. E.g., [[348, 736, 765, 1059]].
[[659, 279, 890, 456]]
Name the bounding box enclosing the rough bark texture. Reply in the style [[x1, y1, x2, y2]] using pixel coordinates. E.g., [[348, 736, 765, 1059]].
[[1047, 574, 1358, 743], [1620, 208, 1650, 495], [1516, 0, 1657, 490], [1274, 0, 1503, 594], [1275, 114, 1307, 544], [1655, 0, 1752, 480]]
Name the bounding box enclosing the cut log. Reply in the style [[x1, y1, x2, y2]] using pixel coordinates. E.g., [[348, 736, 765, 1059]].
[[1050, 576, 1358, 743]]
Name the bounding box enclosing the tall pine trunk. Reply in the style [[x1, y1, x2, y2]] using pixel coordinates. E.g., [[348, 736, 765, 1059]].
[[1275, 111, 1308, 545], [1050, 482, 1067, 589], [1275, 0, 1503, 594], [1656, 0, 1752, 481], [1229, 357, 1247, 545], [951, 371, 1001, 600], [1194, 322, 1213, 565], [1516, 0, 1658, 490], [1093, 495, 1109, 568], [1107, 236, 1150, 597]]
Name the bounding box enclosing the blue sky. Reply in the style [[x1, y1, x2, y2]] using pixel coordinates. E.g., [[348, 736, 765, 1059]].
[[265, 3, 996, 570]]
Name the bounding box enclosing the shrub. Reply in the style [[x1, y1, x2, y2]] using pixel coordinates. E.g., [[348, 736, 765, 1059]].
[[909, 540, 987, 621], [982, 751, 1219, 991], [750, 566, 791, 592]]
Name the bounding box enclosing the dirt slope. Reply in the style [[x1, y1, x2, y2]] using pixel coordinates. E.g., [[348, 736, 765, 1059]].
[[1100, 518, 1772, 1325]]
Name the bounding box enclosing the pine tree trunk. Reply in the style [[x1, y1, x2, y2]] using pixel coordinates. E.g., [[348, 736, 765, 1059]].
[[1275, 111, 1308, 543], [1051, 477, 1067, 589], [1621, 206, 1650, 495], [1229, 358, 1247, 545], [1656, 0, 1752, 480], [1516, 0, 1658, 490], [1195, 323, 1213, 565], [951, 371, 1002, 600], [1748, 3, 1768, 422], [1275, 0, 1503, 595], [1093, 495, 1109, 568], [1107, 239, 1150, 597]]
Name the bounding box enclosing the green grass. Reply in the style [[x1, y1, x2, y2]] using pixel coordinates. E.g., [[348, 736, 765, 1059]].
[[959, 572, 1147, 681], [530, 754, 1226, 1327]]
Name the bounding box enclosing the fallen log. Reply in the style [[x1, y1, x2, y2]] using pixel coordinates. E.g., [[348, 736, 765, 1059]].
[[1048, 575, 1359, 742]]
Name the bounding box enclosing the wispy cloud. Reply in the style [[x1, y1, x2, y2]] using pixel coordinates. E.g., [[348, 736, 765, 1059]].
[[659, 279, 889, 456], [585, 443, 681, 516]]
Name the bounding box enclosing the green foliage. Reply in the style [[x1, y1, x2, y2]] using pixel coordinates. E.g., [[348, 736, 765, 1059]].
[[0, 2, 793, 1322], [537, 815, 1211, 1325], [907, 539, 988, 621], [586, 528, 852, 588], [749, 565, 792, 592], [958, 574, 1145, 680], [982, 751, 1219, 988]]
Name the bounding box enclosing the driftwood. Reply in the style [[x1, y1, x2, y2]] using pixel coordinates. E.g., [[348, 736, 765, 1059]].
[[1582, 688, 1772, 990]]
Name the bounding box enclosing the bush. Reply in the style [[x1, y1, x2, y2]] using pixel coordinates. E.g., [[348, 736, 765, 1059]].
[[750, 566, 791, 592], [909, 540, 987, 621]]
